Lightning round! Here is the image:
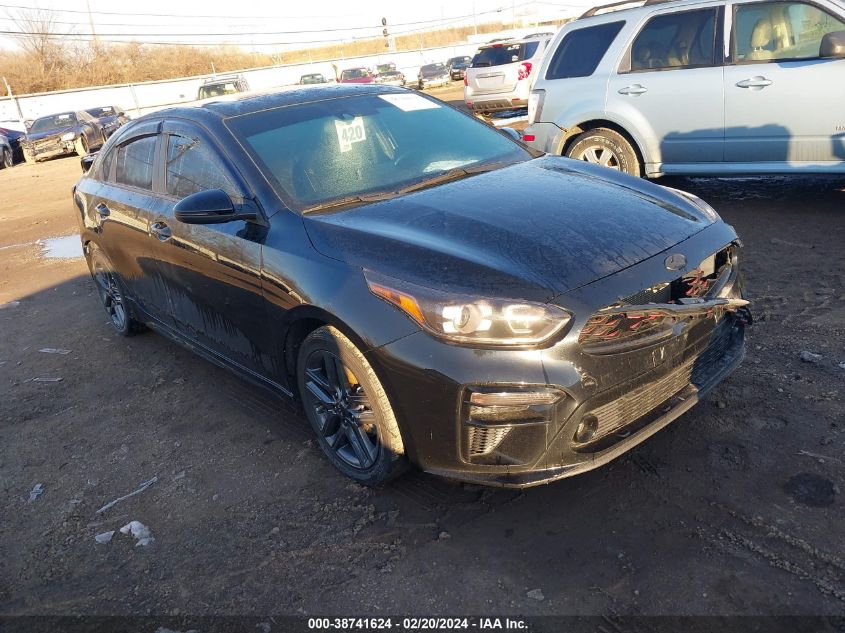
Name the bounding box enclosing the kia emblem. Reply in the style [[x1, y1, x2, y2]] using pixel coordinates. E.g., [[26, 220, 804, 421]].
[[664, 253, 687, 271]]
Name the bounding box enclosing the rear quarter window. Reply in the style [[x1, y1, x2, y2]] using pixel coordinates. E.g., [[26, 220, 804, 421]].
[[545, 21, 626, 79]]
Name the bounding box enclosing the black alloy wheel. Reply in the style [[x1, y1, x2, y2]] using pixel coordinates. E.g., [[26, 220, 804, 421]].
[[297, 326, 407, 485], [88, 246, 145, 336], [303, 349, 380, 471]]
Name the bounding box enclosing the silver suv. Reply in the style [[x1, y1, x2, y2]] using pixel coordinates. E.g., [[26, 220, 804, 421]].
[[464, 37, 551, 113], [524, 0, 845, 176]]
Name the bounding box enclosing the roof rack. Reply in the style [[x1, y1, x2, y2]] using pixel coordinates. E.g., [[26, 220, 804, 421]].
[[580, 0, 677, 18]]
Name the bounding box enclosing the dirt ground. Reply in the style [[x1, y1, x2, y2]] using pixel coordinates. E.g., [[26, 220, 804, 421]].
[[1, 85, 844, 620]]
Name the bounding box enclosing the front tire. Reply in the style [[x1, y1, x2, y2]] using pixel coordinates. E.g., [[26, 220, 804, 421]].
[[0, 148, 11, 169], [297, 326, 407, 485], [23, 148, 36, 164], [87, 245, 145, 336], [566, 128, 641, 176], [74, 136, 88, 157]]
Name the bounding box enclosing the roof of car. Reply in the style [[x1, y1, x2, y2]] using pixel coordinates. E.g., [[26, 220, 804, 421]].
[[153, 84, 408, 121], [578, 0, 698, 20]]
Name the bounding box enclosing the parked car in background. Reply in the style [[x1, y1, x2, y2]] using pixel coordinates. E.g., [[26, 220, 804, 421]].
[[374, 70, 406, 86], [464, 37, 551, 114], [0, 134, 14, 168], [300, 73, 329, 85], [417, 63, 451, 89], [22, 111, 106, 163], [0, 123, 26, 163], [524, 0, 845, 176], [339, 68, 375, 84], [447, 56, 472, 80], [74, 84, 749, 488], [85, 106, 129, 139], [197, 74, 250, 100]]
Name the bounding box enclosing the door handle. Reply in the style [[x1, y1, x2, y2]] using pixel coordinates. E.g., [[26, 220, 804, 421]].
[[95, 203, 110, 217], [618, 84, 648, 95], [150, 221, 172, 241], [736, 76, 772, 89]]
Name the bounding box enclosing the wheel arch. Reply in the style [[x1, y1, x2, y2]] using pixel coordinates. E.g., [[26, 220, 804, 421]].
[[282, 305, 416, 458], [559, 118, 647, 169]]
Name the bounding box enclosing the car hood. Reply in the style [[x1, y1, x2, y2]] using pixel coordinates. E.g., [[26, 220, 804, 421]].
[[27, 126, 75, 141], [302, 156, 713, 303]]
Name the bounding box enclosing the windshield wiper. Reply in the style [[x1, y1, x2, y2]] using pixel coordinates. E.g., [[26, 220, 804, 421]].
[[396, 160, 511, 195], [302, 190, 399, 213]]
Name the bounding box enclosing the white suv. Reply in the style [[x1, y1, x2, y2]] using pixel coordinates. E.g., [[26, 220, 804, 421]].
[[464, 37, 551, 113], [524, 0, 845, 176]]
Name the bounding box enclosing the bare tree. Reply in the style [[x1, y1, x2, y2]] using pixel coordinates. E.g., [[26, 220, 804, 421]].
[[5, 8, 69, 92]]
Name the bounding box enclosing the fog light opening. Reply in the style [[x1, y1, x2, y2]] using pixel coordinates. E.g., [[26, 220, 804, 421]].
[[575, 414, 598, 444]]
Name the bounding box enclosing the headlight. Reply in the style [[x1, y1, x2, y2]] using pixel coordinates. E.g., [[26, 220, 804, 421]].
[[61, 132, 76, 141], [662, 186, 720, 222], [365, 272, 571, 347]]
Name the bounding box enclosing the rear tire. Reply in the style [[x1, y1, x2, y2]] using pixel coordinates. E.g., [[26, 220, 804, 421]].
[[297, 326, 408, 485], [87, 245, 146, 336], [0, 148, 11, 169], [566, 128, 641, 177]]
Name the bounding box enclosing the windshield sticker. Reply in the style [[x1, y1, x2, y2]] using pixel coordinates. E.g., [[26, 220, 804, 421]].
[[334, 116, 366, 153], [377, 93, 440, 112]]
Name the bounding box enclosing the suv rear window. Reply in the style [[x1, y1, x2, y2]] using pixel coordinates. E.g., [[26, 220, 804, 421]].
[[472, 42, 539, 67], [545, 21, 625, 79]]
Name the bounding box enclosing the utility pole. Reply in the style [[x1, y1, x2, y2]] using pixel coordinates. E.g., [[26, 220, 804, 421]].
[[2, 77, 25, 126], [85, 0, 99, 51]]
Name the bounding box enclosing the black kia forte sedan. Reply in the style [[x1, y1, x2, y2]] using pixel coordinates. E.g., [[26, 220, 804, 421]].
[[73, 84, 750, 488]]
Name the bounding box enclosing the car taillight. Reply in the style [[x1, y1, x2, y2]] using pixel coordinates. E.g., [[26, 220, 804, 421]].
[[527, 89, 545, 125], [463, 73, 468, 86], [518, 62, 533, 81]]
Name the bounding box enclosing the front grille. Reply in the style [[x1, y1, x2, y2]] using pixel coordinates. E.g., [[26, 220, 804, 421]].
[[33, 137, 62, 151], [468, 425, 511, 456], [589, 361, 693, 441]]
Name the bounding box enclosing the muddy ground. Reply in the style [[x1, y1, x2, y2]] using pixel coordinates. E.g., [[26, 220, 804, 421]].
[[1, 85, 844, 621]]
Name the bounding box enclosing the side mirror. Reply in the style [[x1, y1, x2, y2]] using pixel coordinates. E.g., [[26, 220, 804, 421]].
[[80, 152, 97, 173], [500, 127, 522, 141], [820, 30, 845, 58], [174, 189, 257, 224]]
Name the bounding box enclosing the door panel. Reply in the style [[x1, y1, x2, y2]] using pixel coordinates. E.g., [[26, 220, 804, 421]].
[[149, 129, 274, 379], [607, 7, 725, 165], [724, 0, 845, 163], [94, 130, 176, 328]]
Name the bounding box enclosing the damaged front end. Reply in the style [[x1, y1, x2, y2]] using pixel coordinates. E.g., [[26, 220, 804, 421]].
[[439, 237, 752, 486]]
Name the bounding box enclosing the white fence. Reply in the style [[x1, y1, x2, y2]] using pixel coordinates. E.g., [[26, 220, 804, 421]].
[[0, 42, 484, 124]]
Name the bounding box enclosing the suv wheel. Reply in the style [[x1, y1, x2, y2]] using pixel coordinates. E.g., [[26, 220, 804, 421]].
[[297, 326, 408, 486], [566, 128, 641, 176]]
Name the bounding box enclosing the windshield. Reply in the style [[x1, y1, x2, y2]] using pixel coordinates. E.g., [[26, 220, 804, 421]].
[[86, 107, 114, 117], [376, 64, 395, 73], [420, 64, 446, 76], [341, 69, 368, 79], [449, 57, 471, 66], [226, 92, 529, 210], [198, 82, 240, 99], [30, 113, 77, 132], [301, 74, 325, 84]]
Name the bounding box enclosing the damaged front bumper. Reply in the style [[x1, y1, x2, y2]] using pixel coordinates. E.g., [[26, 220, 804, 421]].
[[370, 223, 751, 488]]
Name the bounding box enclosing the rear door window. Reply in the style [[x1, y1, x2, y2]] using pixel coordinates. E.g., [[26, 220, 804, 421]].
[[114, 135, 157, 190], [545, 21, 625, 79], [630, 8, 717, 70]]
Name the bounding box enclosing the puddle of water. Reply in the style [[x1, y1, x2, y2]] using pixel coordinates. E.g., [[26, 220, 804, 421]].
[[41, 235, 83, 260]]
